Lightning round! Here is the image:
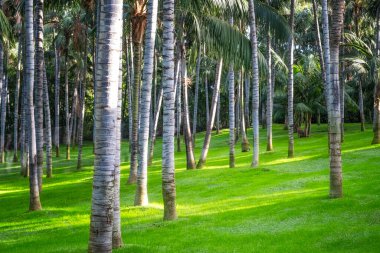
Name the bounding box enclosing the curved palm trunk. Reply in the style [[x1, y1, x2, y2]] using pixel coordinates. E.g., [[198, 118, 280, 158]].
[[13, 34, 22, 162], [162, 0, 177, 221], [197, 59, 223, 169], [266, 31, 273, 151], [192, 46, 201, 143], [148, 87, 163, 165], [135, 0, 158, 206], [327, 0, 344, 198], [287, 0, 295, 158], [35, 0, 45, 191], [25, 0, 42, 211], [88, 1, 123, 252], [228, 63, 235, 168], [181, 46, 196, 170], [248, 0, 260, 167], [43, 65, 52, 177], [54, 39, 60, 157]]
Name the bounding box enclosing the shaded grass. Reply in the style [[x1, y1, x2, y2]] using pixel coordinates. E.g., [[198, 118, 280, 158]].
[[0, 123, 379, 252]]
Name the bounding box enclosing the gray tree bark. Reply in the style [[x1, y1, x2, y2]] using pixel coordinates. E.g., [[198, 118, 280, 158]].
[[287, 0, 295, 158]]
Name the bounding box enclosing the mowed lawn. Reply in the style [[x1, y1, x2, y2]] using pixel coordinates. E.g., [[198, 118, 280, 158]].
[[0, 124, 379, 252]]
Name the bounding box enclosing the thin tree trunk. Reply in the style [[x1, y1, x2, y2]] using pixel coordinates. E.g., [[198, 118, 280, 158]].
[[176, 57, 182, 152], [181, 45, 196, 169], [205, 72, 210, 124], [64, 53, 70, 160], [240, 68, 250, 152], [287, 0, 295, 158], [312, 0, 326, 84], [20, 34, 27, 175], [0, 52, 7, 164], [359, 80, 365, 132], [245, 73, 250, 129], [135, 0, 158, 206], [54, 36, 60, 158], [228, 63, 235, 167], [162, 0, 177, 220], [328, 0, 344, 198], [197, 59, 223, 169], [248, 0, 260, 167], [13, 33, 22, 162], [216, 92, 221, 134], [25, 0, 42, 211], [266, 29, 273, 151], [148, 87, 163, 165], [127, 34, 133, 150], [192, 45, 202, 142], [373, 7, 380, 144], [88, 1, 123, 252], [43, 64, 52, 178]]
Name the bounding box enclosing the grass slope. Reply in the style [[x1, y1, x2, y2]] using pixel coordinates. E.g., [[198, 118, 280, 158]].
[[0, 124, 379, 252]]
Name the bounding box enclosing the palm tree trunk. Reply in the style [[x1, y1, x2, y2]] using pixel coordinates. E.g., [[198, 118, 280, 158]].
[[192, 46, 202, 142], [181, 45, 196, 170], [20, 37, 27, 175], [216, 93, 221, 134], [64, 53, 70, 160], [135, 0, 158, 206], [228, 62, 235, 167], [236, 76, 241, 141], [148, 87, 163, 165], [0, 52, 7, 164], [25, 0, 42, 211], [287, 0, 295, 158], [162, 0, 177, 221], [205, 72, 210, 124], [359, 81, 365, 131], [312, 0, 326, 84], [176, 59, 182, 152], [88, 1, 123, 251], [373, 6, 380, 145], [197, 59, 223, 169], [248, 0, 260, 167], [127, 34, 133, 150], [245, 73, 250, 129], [240, 69, 250, 152], [266, 30, 273, 151], [54, 37, 60, 158], [43, 64, 52, 178], [13, 33, 22, 162], [327, 0, 344, 198]]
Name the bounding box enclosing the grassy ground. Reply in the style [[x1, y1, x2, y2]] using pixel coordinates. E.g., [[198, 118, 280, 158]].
[[0, 123, 379, 252]]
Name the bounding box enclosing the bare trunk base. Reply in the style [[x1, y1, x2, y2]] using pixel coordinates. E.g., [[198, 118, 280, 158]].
[[241, 138, 250, 152], [66, 145, 70, 160], [229, 153, 235, 168]]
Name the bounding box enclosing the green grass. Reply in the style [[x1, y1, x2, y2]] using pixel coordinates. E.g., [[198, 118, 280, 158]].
[[0, 123, 379, 252]]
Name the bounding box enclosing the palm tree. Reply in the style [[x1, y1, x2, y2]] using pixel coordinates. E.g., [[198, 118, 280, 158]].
[[88, 0, 123, 251], [248, 0, 260, 167], [54, 35, 61, 157], [43, 65, 53, 178], [266, 27, 273, 151], [135, 0, 158, 206], [287, 0, 295, 158], [228, 18, 235, 168], [197, 58, 223, 169], [162, 0, 177, 221], [373, 3, 380, 144], [0, 50, 7, 164], [192, 45, 202, 143], [25, 0, 42, 211]]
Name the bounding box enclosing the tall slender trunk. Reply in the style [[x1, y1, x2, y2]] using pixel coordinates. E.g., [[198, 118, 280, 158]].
[[228, 49, 235, 167], [197, 59, 223, 169], [266, 30, 273, 151], [54, 37, 60, 157], [20, 34, 28, 175], [13, 33, 22, 162], [240, 68, 250, 152], [192, 46, 202, 142], [148, 87, 163, 165], [25, 0, 42, 211], [216, 92, 221, 134], [181, 45, 196, 169], [127, 34, 133, 150], [135, 0, 158, 206], [77, 38, 88, 170], [69, 74, 79, 148], [328, 0, 344, 198], [373, 6, 380, 144], [64, 53, 70, 160], [88, 1, 123, 252], [248, 0, 260, 167], [312, 0, 326, 84], [43, 64, 52, 177], [162, 0, 177, 221], [359, 80, 365, 131], [245, 73, 250, 129], [205, 72, 210, 124], [0, 51, 7, 164], [287, 0, 295, 158], [236, 75, 241, 142], [176, 57, 182, 152]]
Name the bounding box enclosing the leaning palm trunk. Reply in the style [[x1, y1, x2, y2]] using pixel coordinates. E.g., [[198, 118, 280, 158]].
[[192, 46, 202, 143], [287, 0, 295, 158], [326, 0, 344, 198], [197, 59, 223, 169], [248, 0, 260, 167], [13, 33, 22, 162], [161, 0, 177, 221], [228, 63, 235, 168], [35, 0, 45, 191], [88, 1, 123, 252], [135, 0, 158, 206], [148, 87, 163, 165], [266, 31, 273, 151], [25, 0, 42, 211], [181, 46, 196, 169], [43, 65, 52, 177]]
